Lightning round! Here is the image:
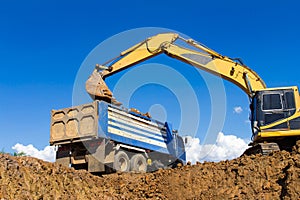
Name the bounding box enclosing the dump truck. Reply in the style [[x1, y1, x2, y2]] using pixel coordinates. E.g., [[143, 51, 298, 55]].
[[50, 100, 186, 173]]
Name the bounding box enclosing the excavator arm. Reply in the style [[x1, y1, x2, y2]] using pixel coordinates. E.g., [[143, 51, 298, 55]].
[[86, 33, 266, 103]]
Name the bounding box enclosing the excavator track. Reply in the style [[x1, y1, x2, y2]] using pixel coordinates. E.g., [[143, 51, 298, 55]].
[[243, 142, 280, 156]]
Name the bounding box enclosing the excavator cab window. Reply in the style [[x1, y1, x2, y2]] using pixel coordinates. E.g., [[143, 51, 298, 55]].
[[284, 91, 296, 110], [262, 93, 282, 110]]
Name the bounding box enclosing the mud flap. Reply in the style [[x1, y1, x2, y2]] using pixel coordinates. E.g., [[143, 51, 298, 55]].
[[86, 140, 106, 173], [56, 157, 70, 167], [86, 154, 105, 173], [56, 147, 70, 167]]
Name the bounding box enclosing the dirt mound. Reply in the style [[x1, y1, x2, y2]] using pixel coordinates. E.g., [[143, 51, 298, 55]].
[[1, 143, 300, 199]]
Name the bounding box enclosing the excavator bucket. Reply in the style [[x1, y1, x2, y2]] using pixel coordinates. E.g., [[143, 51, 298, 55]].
[[85, 70, 121, 106]]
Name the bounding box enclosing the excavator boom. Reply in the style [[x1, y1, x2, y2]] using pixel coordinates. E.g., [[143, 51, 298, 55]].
[[86, 33, 266, 102]]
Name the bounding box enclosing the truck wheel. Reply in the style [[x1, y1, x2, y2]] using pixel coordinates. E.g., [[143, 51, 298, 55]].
[[114, 151, 130, 172], [130, 154, 147, 172]]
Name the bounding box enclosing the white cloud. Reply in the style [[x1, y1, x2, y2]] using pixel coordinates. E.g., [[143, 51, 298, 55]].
[[12, 143, 55, 162], [11, 133, 249, 164], [245, 119, 251, 124], [184, 132, 249, 163], [233, 106, 243, 114]]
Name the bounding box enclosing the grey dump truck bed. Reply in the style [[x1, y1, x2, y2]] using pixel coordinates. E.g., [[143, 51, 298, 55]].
[[50, 101, 98, 144]]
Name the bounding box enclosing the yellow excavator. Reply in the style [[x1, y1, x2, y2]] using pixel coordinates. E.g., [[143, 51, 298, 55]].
[[86, 33, 300, 155]]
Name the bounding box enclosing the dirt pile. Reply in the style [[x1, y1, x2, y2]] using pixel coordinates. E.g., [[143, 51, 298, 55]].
[[1, 143, 300, 199]]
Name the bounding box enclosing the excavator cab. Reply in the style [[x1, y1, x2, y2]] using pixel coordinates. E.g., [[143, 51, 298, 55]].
[[251, 87, 297, 137]]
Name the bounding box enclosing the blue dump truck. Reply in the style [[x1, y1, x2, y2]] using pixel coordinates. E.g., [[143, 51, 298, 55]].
[[50, 100, 186, 173]]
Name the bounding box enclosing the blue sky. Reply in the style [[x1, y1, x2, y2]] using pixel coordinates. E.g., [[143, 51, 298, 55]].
[[1, 0, 300, 154]]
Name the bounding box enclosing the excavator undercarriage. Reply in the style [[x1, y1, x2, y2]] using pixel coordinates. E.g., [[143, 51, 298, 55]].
[[243, 136, 300, 156]]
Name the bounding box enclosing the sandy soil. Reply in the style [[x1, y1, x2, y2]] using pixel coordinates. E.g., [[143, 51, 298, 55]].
[[1, 142, 300, 199]]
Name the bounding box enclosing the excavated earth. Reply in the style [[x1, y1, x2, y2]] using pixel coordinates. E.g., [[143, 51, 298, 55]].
[[2, 142, 300, 199]]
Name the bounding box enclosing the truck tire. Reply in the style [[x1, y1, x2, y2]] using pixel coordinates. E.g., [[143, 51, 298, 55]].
[[114, 151, 130, 172], [130, 154, 147, 172]]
